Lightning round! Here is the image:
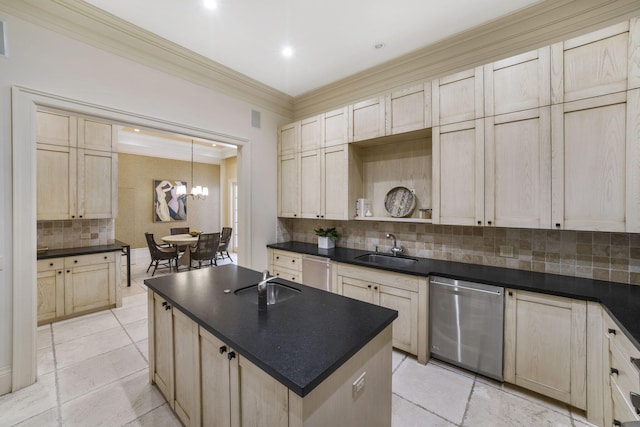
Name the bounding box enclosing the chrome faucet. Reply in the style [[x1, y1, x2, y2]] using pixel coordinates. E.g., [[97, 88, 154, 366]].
[[258, 269, 276, 311], [386, 233, 403, 256]]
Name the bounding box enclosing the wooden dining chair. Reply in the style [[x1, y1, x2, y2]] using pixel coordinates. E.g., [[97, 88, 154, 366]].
[[170, 227, 190, 235], [189, 232, 221, 269], [144, 232, 178, 276], [217, 227, 233, 262]]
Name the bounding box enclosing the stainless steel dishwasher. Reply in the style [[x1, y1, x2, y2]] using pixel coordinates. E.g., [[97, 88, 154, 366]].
[[429, 276, 504, 381], [301, 255, 331, 291]]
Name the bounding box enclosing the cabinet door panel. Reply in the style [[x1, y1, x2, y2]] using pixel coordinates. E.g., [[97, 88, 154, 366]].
[[173, 309, 198, 426], [78, 150, 116, 219], [152, 294, 174, 403], [37, 269, 65, 323], [37, 145, 76, 220], [349, 97, 385, 142], [237, 356, 288, 427], [323, 145, 349, 220], [339, 276, 375, 304], [65, 263, 112, 314], [386, 84, 431, 135], [378, 285, 418, 355], [278, 123, 299, 156], [79, 119, 115, 152], [300, 149, 321, 218], [300, 116, 322, 152], [200, 329, 231, 427], [433, 67, 483, 126], [278, 154, 299, 218], [36, 111, 75, 147], [323, 107, 348, 147]]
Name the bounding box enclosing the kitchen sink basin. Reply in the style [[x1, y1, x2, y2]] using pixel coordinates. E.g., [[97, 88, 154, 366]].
[[234, 281, 301, 305], [354, 253, 418, 268]]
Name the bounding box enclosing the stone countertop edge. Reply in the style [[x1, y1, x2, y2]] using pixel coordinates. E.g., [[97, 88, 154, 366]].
[[268, 241, 640, 352], [37, 241, 130, 259], [144, 265, 397, 397]]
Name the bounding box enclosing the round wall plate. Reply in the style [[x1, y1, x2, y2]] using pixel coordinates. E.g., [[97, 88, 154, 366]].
[[384, 187, 415, 217]]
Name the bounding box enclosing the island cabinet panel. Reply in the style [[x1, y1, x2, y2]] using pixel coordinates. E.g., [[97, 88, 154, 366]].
[[551, 91, 640, 232], [199, 329, 232, 427], [236, 356, 289, 427], [150, 292, 174, 405], [484, 47, 550, 116], [432, 119, 485, 226], [348, 96, 386, 142], [36, 110, 118, 220], [484, 107, 551, 229], [172, 309, 200, 427], [37, 253, 119, 325], [336, 263, 427, 364], [504, 289, 587, 409]]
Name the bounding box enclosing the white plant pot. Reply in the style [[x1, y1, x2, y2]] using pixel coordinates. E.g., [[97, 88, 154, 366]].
[[317, 236, 335, 249]]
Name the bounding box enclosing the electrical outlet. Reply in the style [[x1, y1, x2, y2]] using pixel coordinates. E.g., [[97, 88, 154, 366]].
[[352, 371, 366, 398], [499, 245, 514, 258], [80, 233, 91, 239]]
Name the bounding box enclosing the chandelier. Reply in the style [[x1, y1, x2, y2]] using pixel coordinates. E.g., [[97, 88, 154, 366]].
[[176, 140, 208, 200]]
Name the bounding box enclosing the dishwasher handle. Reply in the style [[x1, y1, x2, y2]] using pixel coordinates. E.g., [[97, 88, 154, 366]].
[[430, 279, 502, 296]]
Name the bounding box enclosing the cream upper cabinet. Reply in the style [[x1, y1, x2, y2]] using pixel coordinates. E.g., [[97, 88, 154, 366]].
[[36, 110, 118, 220], [278, 122, 299, 156], [504, 289, 587, 410], [551, 91, 640, 232], [432, 119, 484, 226], [551, 20, 640, 104], [484, 47, 551, 116], [484, 107, 551, 228], [277, 153, 299, 218], [322, 107, 349, 147], [300, 115, 322, 152], [432, 67, 484, 127], [300, 149, 322, 218], [385, 83, 432, 135], [348, 96, 386, 142], [322, 144, 351, 220]]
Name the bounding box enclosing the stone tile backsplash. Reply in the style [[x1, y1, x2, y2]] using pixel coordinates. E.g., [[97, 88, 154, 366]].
[[37, 219, 115, 249], [277, 218, 640, 286]]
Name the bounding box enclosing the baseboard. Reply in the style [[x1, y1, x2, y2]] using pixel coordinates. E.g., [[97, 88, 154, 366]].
[[0, 366, 12, 396]]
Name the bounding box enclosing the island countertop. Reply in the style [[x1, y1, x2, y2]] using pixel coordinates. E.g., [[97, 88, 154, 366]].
[[144, 264, 397, 397]]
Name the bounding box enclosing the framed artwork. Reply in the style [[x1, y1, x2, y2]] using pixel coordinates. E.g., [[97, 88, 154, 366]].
[[154, 179, 187, 222]]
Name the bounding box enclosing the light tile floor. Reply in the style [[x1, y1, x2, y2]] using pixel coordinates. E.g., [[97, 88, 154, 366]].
[[1, 255, 597, 426]]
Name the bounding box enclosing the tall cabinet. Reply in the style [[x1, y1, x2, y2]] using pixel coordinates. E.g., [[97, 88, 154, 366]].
[[36, 110, 118, 220]]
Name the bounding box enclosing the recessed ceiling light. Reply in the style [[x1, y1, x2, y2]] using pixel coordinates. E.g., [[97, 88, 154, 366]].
[[374, 43, 385, 49], [203, 0, 217, 10], [133, 128, 140, 132], [282, 46, 294, 58], [211, 144, 217, 147]]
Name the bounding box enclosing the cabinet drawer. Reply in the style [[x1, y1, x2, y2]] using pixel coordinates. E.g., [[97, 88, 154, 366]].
[[611, 338, 640, 404], [272, 251, 301, 272], [337, 263, 419, 292], [272, 266, 300, 284], [612, 381, 640, 423], [605, 314, 640, 361], [65, 252, 115, 268], [38, 258, 64, 271]]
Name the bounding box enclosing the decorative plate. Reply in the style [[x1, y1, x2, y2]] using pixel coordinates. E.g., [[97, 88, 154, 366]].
[[384, 187, 416, 217]]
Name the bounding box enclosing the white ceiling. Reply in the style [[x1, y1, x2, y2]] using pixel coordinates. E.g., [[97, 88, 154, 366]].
[[83, 0, 542, 97]]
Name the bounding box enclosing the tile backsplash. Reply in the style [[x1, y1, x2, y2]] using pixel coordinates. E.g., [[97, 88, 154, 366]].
[[277, 218, 640, 286], [37, 219, 115, 249]]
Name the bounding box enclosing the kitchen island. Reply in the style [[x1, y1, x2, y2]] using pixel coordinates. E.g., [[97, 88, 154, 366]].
[[144, 264, 398, 427]]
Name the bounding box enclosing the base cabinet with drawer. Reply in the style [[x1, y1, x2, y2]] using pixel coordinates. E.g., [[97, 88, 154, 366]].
[[336, 263, 428, 364], [504, 289, 587, 409], [604, 313, 640, 427], [37, 252, 121, 325], [268, 248, 302, 284]]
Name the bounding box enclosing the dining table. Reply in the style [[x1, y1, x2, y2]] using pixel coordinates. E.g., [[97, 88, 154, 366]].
[[161, 233, 199, 269]]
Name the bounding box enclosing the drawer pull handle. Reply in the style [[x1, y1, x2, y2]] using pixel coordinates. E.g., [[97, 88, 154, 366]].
[[608, 328, 617, 335], [610, 367, 619, 376]]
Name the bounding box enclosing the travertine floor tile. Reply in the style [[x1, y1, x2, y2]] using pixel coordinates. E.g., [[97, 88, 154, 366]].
[[124, 402, 182, 426], [392, 394, 456, 427], [55, 326, 132, 369], [52, 310, 120, 345], [0, 372, 57, 426]]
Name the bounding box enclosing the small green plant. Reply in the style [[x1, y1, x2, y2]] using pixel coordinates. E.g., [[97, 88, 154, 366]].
[[314, 227, 339, 242]]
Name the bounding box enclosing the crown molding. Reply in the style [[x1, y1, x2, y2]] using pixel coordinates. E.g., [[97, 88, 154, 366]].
[[0, 0, 294, 118], [292, 0, 640, 119]]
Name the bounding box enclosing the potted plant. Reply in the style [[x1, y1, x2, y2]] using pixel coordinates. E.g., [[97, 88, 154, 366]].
[[314, 227, 339, 249]]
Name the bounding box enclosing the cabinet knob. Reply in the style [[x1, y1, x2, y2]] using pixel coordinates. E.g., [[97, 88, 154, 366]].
[[613, 420, 621, 427], [610, 367, 619, 376], [608, 328, 617, 335], [293, 214, 297, 217], [71, 215, 75, 219], [164, 305, 171, 311], [276, 256, 279, 260], [66, 270, 70, 273], [79, 215, 83, 218], [488, 221, 492, 225], [477, 220, 481, 225], [219, 345, 227, 354], [508, 291, 513, 296], [292, 259, 295, 263], [374, 286, 378, 290], [555, 223, 561, 228], [275, 273, 280, 276], [228, 351, 236, 360], [291, 277, 295, 280], [104, 256, 107, 259], [58, 271, 62, 275], [162, 301, 167, 307], [74, 260, 78, 263], [49, 262, 54, 267], [367, 285, 372, 289]]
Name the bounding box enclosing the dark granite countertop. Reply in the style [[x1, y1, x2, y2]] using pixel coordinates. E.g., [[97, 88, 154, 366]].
[[268, 241, 640, 351], [144, 264, 397, 397], [37, 240, 130, 260]]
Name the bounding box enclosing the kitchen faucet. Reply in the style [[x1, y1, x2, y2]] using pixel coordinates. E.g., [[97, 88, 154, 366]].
[[258, 269, 277, 311], [386, 233, 403, 256]]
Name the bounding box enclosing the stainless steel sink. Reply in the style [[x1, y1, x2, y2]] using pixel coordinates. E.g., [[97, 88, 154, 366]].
[[234, 281, 301, 305], [354, 253, 418, 268]]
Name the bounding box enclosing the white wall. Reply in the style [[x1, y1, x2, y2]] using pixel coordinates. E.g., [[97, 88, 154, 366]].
[[0, 11, 283, 390]]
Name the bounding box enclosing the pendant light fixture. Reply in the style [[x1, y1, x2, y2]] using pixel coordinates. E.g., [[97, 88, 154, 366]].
[[176, 140, 208, 199]]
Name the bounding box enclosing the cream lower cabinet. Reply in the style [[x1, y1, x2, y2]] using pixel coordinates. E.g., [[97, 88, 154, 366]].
[[504, 289, 587, 409], [150, 290, 393, 427], [37, 252, 120, 325], [336, 263, 427, 364], [268, 248, 302, 284]]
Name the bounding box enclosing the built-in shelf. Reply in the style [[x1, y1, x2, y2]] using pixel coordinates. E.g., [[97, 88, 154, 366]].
[[353, 216, 433, 223]]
